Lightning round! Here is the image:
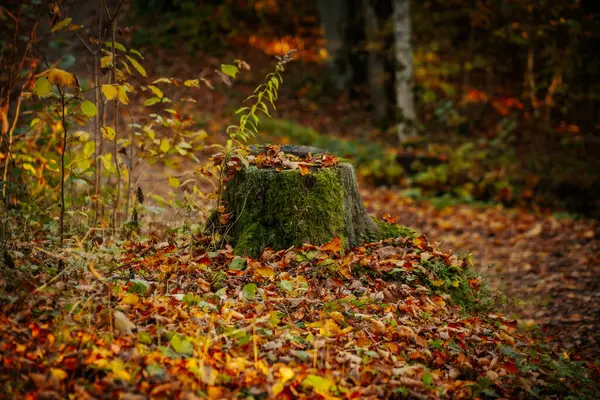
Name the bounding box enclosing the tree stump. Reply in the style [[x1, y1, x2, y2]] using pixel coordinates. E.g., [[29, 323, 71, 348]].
[[208, 146, 385, 257]]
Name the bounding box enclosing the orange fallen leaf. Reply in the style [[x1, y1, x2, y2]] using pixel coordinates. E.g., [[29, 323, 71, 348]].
[[321, 236, 342, 253], [413, 235, 428, 251], [299, 164, 310, 175]]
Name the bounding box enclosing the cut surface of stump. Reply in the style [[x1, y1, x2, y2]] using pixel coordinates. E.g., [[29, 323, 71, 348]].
[[209, 153, 382, 256]]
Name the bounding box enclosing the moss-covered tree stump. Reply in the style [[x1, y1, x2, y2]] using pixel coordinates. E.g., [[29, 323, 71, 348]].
[[208, 147, 382, 256]]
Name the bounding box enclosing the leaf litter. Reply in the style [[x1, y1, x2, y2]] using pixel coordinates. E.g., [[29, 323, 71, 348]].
[[363, 186, 600, 361], [1, 231, 598, 399]]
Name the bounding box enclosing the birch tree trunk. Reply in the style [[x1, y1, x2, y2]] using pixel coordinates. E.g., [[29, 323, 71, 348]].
[[393, 0, 416, 140]]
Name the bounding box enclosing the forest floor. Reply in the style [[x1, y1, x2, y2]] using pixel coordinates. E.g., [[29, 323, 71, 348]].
[[361, 187, 600, 360], [133, 45, 600, 362]]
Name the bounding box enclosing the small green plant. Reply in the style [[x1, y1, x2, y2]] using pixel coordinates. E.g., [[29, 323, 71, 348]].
[[227, 50, 295, 146]]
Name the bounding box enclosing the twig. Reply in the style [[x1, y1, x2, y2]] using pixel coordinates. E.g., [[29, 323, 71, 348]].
[[57, 87, 69, 245]]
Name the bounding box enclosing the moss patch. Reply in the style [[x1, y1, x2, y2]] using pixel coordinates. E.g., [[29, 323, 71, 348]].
[[220, 166, 346, 257], [374, 218, 418, 240]]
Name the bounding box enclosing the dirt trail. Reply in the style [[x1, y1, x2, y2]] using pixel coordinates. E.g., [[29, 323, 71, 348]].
[[363, 186, 600, 360]]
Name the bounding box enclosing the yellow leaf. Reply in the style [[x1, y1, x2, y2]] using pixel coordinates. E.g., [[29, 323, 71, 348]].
[[102, 84, 118, 100], [256, 360, 269, 375], [88, 260, 105, 281], [121, 293, 139, 305], [101, 126, 116, 140], [117, 85, 129, 105], [104, 41, 127, 52], [114, 369, 131, 381], [80, 100, 97, 117], [168, 176, 180, 188], [184, 79, 200, 88], [33, 77, 52, 97], [207, 386, 223, 399], [121, 60, 132, 75], [22, 163, 36, 175], [101, 54, 113, 68], [255, 266, 274, 279], [50, 368, 68, 380], [153, 77, 173, 84], [226, 357, 249, 373], [159, 138, 170, 153], [101, 154, 115, 173], [301, 375, 336, 397], [147, 85, 163, 99], [130, 48, 144, 59], [126, 55, 147, 77], [432, 279, 444, 287], [47, 68, 76, 88], [51, 18, 72, 33], [83, 141, 95, 158], [321, 319, 341, 337], [272, 382, 285, 396], [279, 366, 294, 383]]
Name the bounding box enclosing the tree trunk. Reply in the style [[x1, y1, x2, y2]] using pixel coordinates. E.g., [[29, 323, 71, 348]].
[[208, 149, 381, 257], [393, 0, 416, 140], [317, 0, 354, 93], [362, 0, 388, 124]]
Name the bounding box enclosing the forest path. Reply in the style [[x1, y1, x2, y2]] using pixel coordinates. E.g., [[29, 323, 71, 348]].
[[362, 186, 600, 360]]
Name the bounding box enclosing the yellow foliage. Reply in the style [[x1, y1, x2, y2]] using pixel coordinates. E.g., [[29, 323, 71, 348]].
[[47, 68, 77, 88], [102, 85, 118, 100]]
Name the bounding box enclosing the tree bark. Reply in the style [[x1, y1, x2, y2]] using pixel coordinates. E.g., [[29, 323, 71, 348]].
[[317, 0, 354, 93], [208, 154, 381, 257], [393, 0, 416, 140], [362, 0, 388, 124]]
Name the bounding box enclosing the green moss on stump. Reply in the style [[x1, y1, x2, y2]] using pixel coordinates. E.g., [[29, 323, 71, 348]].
[[374, 218, 417, 240], [212, 163, 380, 257]]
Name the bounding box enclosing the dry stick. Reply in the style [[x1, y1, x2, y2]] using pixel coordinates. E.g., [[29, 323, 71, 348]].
[[110, 18, 121, 233], [98, 61, 111, 227], [1, 90, 23, 199], [544, 64, 563, 121], [58, 88, 69, 245], [93, 52, 102, 227], [92, 0, 105, 227], [526, 46, 539, 114], [125, 110, 135, 222], [253, 320, 258, 367]]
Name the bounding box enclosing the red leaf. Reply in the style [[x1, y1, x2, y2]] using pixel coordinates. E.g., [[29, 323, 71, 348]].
[[321, 153, 338, 167], [500, 362, 519, 375], [382, 213, 396, 224]]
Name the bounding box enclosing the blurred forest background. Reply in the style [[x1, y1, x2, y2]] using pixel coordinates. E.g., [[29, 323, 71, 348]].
[[1, 0, 599, 231], [131, 0, 600, 216]]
